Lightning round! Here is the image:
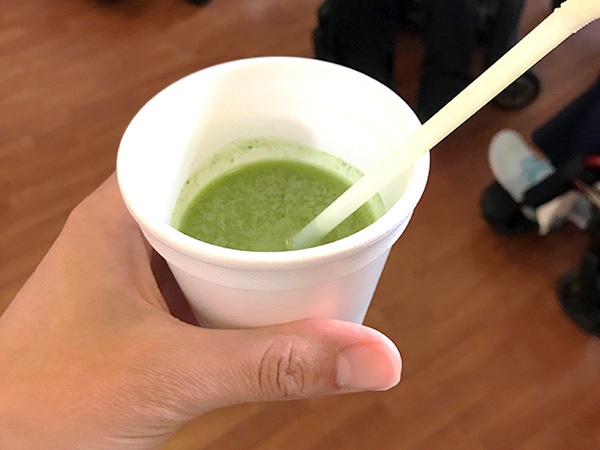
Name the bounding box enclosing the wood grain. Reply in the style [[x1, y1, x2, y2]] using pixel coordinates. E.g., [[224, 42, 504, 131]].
[[1, 0, 599, 448]]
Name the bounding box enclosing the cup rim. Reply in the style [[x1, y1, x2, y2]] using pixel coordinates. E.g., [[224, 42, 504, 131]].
[[117, 57, 430, 270]]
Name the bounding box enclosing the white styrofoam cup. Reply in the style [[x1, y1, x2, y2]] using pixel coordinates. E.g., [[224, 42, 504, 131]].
[[117, 57, 429, 328]]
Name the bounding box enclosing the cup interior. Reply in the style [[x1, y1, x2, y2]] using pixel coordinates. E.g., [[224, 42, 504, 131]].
[[117, 57, 429, 266]]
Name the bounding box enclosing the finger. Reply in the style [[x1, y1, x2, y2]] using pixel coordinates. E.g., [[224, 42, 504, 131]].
[[68, 173, 152, 259], [57, 173, 155, 276], [35, 173, 168, 312], [164, 319, 401, 414]]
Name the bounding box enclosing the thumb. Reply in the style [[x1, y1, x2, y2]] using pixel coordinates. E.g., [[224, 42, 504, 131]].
[[167, 319, 402, 412]]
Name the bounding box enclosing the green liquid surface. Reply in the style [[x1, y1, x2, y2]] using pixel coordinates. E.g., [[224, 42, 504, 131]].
[[177, 159, 379, 251]]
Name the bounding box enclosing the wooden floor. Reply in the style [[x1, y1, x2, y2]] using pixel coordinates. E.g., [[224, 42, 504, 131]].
[[2, 0, 600, 448]]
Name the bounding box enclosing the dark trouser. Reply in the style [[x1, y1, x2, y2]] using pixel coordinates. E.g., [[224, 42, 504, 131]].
[[534, 75, 600, 166], [522, 74, 600, 209], [417, 0, 524, 119], [314, 0, 401, 87]]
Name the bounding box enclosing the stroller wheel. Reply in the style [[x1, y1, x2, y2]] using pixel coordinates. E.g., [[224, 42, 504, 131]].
[[492, 71, 540, 110], [480, 182, 537, 236]]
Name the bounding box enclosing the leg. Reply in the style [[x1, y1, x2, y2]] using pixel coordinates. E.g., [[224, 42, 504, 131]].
[[533, 75, 600, 165], [314, 0, 400, 87], [417, 0, 478, 120], [569, 76, 600, 158], [484, 0, 525, 68]]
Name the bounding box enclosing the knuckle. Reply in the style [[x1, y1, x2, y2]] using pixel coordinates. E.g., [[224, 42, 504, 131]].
[[258, 339, 311, 399]]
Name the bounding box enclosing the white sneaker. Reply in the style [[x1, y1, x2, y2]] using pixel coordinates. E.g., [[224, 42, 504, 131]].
[[488, 129, 554, 203], [488, 129, 593, 235]]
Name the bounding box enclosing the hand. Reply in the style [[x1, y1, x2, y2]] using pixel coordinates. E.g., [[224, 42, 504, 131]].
[[0, 174, 401, 449]]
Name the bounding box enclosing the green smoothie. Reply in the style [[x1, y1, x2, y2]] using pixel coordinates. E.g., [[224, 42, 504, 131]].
[[172, 137, 384, 252]]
